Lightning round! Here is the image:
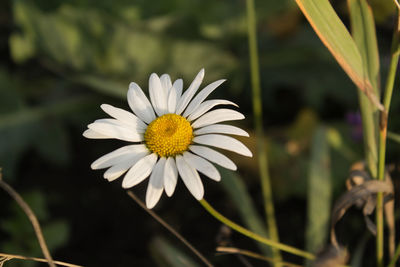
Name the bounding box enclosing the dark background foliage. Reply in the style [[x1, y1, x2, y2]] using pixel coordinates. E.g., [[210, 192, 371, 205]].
[[0, 0, 399, 266]]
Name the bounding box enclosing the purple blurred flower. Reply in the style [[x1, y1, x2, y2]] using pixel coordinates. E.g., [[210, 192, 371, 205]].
[[346, 112, 363, 142]]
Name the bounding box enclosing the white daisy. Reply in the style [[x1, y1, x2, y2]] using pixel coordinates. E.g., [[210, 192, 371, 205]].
[[83, 69, 252, 208]]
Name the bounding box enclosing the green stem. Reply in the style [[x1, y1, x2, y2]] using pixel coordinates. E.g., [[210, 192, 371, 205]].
[[245, 0, 281, 263], [376, 17, 400, 267], [199, 199, 315, 260], [387, 242, 400, 267], [358, 91, 378, 178]]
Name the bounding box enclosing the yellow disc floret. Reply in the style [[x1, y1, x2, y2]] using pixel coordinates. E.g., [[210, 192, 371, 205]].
[[144, 114, 193, 157]]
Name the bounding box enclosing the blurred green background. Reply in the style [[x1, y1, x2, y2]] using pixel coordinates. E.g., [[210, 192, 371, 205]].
[[1, 0, 399, 266]]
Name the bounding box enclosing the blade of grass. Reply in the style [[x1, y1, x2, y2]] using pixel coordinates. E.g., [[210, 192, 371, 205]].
[[294, 0, 383, 110], [305, 126, 331, 266], [388, 242, 400, 267], [350, 234, 370, 267], [348, 0, 380, 94], [73, 75, 126, 99], [219, 168, 272, 256], [245, 0, 281, 265], [387, 131, 400, 143]]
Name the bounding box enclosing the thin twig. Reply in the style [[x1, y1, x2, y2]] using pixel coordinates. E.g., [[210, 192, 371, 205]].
[[126, 191, 213, 267], [216, 247, 302, 267], [0, 253, 82, 267], [0, 171, 56, 267]]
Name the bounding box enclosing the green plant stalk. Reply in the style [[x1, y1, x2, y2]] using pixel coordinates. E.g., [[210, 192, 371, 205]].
[[376, 20, 400, 267], [348, 0, 380, 180], [358, 92, 378, 178], [199, 199, 315, 260], [245, 0, 282, 264], [388, 242, 400, 267]]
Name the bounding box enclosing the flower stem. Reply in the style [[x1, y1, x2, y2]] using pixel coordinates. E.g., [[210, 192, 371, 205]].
[[245, 0, 282, 263], [199, 199, 315, 260], [376, 15, 400, 267]]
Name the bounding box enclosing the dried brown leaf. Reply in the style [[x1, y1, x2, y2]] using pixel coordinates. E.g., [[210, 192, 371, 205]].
[[330, 162, 395, 252], [312, 245, 348, 267]]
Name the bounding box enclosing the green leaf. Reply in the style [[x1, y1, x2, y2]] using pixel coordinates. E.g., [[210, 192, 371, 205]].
[[219, 168, 272, 257], [0, 96, 89, 178], [33, 121, 71, 166], [9, 33, 35, 63], [10, 0, 237, 97], [305, 127, 332, 264], [149, 237, 201, 267], [73, 75, 126, 99], [42, 220, 70, 250], [294, 0, 383, 109]]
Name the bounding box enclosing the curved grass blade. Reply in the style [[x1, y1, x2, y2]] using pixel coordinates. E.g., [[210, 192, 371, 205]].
[[305, 127, 331, 266], [295, 0, 383, 110]]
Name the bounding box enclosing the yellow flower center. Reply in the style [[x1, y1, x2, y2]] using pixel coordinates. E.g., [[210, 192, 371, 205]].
[[144, 114, 193, 157]]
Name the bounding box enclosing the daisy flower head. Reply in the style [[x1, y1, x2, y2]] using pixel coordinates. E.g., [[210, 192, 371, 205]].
[[83, 69, 252, 209]]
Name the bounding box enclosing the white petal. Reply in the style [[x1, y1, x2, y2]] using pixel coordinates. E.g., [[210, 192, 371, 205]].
[[88, 120, 143, 142], [160, 74, 172, 92], [167, 85, 178, 113], [91, 145, 148, 169], [100, 104, 146, 132], [175, 69, 205, 115], [176, 155, 204, 200], [164, 157, 178, 197], [193, 134, 252, 157], [182, 79, 226, 117], [173, 79, 183, 100], [128, 82, 156, 124], [122, 153, 158, 188], [83, 129, 109, 139], [146, 158, 166, 209], [194, 124, 249, 137], [93, 118, 125, 127], [103, 154, 146, 181], [189, 145, 237, 170], [191, 109, 244, 129], [188, 100, 238, 121], [168, 79, 183, 113], [149, 73, 168, 116], [183, 152, 221, 181]]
